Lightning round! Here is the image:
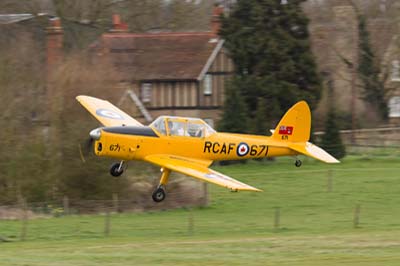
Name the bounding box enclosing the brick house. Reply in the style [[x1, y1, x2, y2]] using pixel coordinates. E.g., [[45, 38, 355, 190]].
[[89, 6, 234, 127], [303, 0, 400, 126], [383, 35, 400, 123]]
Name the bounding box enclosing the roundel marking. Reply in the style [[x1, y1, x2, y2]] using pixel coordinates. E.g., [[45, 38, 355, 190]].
[[236, 142, 249, 157], [96, 109, 125, 120]]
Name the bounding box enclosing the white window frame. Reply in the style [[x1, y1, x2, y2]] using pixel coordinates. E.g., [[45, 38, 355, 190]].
[[203, 74, 212, 95], [141, 83, 152, 103], [391, 60, 400, 82], [388, 96, 400, 118]]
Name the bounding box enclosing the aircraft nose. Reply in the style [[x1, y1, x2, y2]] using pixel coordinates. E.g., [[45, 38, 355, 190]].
[[90, 128, 102, 140]]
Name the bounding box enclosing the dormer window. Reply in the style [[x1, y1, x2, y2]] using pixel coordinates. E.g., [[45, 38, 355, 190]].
[[204, 74, 212, 95]]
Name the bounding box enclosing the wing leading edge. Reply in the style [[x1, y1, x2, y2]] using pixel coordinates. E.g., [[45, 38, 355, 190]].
[[76, 95, 143, 127], [145, 154, 262, 192]]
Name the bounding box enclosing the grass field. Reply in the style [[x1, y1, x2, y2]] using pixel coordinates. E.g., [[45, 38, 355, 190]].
[[1, 155, 400, 265]]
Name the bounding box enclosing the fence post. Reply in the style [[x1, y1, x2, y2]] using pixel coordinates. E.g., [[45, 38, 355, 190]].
[[327, 169, 333, 192], [112, 193, 119, 213], [353, 204, 361, 228], [104, 211, 111, 237], [274, 207, 281, 230], [20, 198, 28, 241], [63, 196, 69, 215]]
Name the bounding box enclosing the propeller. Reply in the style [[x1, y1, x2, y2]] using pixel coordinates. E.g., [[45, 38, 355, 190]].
[[79, 128, 102, 163], [79, 137, 94, 163]]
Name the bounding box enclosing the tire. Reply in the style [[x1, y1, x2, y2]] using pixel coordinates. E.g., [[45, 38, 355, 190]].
[[152, 187, 166, 202], [110, 162, 124, 177]]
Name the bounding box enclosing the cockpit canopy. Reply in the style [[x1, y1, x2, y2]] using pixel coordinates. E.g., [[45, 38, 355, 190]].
[[150, 116, 216, 138]]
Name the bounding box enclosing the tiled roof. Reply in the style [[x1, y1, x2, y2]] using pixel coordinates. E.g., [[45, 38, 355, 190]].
[[91, 32, 222, 81]]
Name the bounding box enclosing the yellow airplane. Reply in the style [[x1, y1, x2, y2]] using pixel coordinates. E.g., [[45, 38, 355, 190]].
[[77, 96, 339, 202]]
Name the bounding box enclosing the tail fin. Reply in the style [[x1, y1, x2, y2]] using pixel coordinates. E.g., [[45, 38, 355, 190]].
[[272, 101, 311, 143], [272, 101, 340, 163]]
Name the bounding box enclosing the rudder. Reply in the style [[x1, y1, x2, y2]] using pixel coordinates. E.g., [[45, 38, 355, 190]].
[[272, 101, 311, 143]]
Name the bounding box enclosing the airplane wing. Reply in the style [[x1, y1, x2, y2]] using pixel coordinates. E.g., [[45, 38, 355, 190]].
[[145, 154, 262, 192], [76, 95, 143, 127]]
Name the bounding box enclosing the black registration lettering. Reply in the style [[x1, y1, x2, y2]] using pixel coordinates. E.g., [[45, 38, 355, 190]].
[[109, 144, 121, 152], [258, 145, 266, 156], [204, 141, 212, 153], [228, 143, 235, 154], [250, 145, 258, 156], [220, 143, 227, 154], [212, 142, 220, 153]]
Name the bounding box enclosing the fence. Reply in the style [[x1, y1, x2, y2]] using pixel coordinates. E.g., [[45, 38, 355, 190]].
[[313, 126, 400, 157], [1, 166, 399, 242]]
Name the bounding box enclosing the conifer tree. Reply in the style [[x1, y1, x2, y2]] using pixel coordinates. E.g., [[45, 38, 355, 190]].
[[320, 107, 346, 160], [218, 78, 248, 133], [320, 82, 346, 160], [219, 0, 322, 132]]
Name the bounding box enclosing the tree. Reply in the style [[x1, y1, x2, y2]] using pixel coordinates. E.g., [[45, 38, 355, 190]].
[[320, 81, 346, 160], [218, 78, 248, 133], [357, 13, 388, 120], [320, 107, 346, 160], [0, 31, 49, 204], [219, 0, 322, 132]]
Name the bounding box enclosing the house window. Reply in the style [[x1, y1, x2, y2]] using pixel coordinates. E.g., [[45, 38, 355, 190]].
[[388, 96, 400, 118], [141, 83, 152, 103], [204, 74, 212, 95], [391, 60, 400, 82]]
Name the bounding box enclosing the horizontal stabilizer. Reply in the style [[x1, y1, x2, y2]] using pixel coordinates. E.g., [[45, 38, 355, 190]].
[[289, 142, 340, 163]]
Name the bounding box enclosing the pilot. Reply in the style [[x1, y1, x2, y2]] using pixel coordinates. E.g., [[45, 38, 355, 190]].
[[176, 124, 189, 136]]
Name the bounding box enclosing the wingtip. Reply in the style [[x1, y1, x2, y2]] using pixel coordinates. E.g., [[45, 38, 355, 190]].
[[76, 95, 87, 102], [238, 187, 263, 192]]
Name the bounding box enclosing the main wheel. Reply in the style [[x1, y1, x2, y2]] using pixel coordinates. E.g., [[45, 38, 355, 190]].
[[295, 159, 302, 167], [152, 186, 166, 202], [110, 162, 124, 177]]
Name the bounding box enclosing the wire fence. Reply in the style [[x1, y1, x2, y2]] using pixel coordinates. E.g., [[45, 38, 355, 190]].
[[0, 166, 399, 242]]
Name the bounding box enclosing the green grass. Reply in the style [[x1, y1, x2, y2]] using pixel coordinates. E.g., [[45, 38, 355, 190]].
[[1, 156, 400, 265]]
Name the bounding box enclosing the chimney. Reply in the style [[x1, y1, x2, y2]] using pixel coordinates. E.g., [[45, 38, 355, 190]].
[[46, 17, 63, 73], [45, 17, 64, 130], [110, 14, 129, 33], [211, 4, 224, 36]]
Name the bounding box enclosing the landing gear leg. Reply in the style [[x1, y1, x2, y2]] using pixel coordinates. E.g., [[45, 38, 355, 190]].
[[152, 168, 171, 203], [110, 161, 125, 177], [295, 158, 302, 168]]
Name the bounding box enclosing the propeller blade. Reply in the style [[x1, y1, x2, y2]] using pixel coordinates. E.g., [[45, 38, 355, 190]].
[[79, 137, 94, 163]]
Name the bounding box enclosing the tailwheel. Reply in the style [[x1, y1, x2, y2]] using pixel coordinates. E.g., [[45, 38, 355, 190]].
[[295, 159, 302, 168], [152, 186, 166, 202], [110, 161, 124, 177]]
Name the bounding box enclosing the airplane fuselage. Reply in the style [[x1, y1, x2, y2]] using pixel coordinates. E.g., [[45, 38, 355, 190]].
[[77, 96, 339, 202], [94, 126, 296, 162]]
